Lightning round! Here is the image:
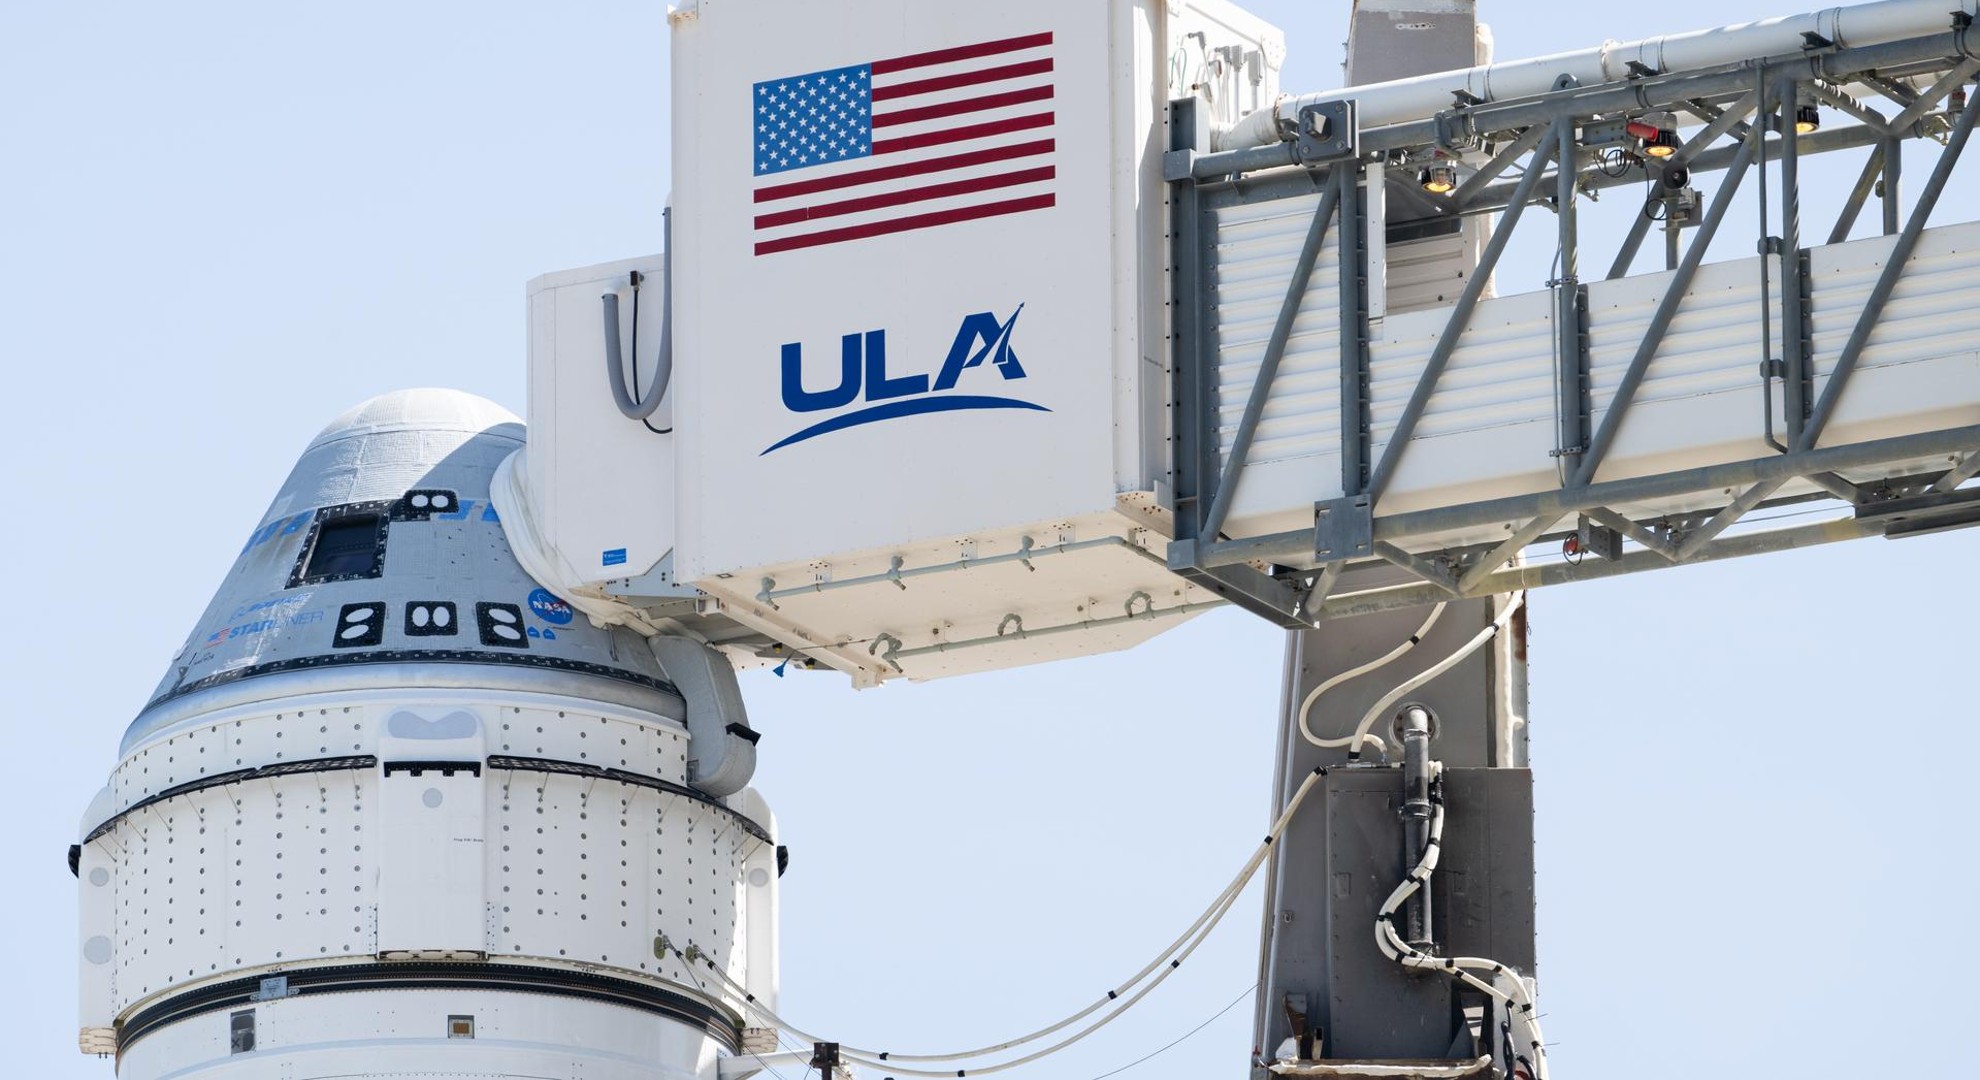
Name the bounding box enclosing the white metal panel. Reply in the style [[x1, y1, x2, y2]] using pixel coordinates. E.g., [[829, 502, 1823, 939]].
[[1808, 224, 1980, 446], [1384, 226, 1486, 317], [691, 511, 1207, 685], [376, 770, 485, 958], [116, 988, 717, 1080], [526, 256, 675, 585], [77, 804, 117, 1047], [646, 0, 1270, 682], [487, 770, 761, 1004], [1214, 218, 1980, 548], [91, 687, 723, 1025], [672, 0, 1135, 583], [107, 777, 376, 1015]]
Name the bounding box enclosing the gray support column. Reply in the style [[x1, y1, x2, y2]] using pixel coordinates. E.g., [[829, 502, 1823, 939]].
[[1253, 576, 1532, 1066], [1778, 76, 1811, 441], [1252, 5, 1536, 1072]]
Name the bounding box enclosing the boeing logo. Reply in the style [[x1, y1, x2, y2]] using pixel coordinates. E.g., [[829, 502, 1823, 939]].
[[763, 305, 1048, 454]]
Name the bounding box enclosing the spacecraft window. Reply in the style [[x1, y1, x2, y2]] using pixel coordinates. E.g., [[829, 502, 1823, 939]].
[[299, 513, 387, 583]]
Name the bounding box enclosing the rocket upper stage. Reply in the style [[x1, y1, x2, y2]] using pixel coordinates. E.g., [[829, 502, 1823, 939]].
[[124, 388, 680, 757], [79, 389, 777, 1079]]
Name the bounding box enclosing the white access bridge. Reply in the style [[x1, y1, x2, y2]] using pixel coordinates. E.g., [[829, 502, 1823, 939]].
[[510, 0, 1980, 685]]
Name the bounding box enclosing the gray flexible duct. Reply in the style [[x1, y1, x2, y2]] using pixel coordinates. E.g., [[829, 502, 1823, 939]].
[[602, 206, 673, 421]]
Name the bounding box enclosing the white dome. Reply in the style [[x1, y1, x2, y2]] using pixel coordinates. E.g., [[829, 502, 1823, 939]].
[[308, 388, 523, 449]]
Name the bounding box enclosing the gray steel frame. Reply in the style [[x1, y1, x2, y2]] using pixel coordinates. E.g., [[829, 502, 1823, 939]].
[[1168, 30, 1980, 622]]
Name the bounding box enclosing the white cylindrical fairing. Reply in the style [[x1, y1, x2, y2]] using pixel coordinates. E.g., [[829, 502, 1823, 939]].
[[75, 390, 779, 1080]]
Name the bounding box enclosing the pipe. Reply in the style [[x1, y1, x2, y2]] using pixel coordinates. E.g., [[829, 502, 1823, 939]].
[[1374, 799, 1549, 1079], [1216, 0, 1980, 148], [603, 206, 674, 421], [1399, 705, 1436, 949]]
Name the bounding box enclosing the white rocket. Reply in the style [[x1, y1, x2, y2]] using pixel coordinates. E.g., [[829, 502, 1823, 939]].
[[74, 390, 779, 1080]]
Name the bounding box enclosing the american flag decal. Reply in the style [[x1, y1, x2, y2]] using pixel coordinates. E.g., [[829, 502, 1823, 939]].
[[751, 31, 1056, 256]]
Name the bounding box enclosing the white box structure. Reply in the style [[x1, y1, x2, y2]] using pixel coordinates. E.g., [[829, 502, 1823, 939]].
[[526, 255, 675, 585], [658, 0, 1281, 683], [513, 0, 1980, 684]]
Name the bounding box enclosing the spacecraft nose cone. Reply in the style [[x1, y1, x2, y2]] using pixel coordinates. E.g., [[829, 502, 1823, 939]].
[[121, 386, 673, 756], [308, 387, 523, 450]]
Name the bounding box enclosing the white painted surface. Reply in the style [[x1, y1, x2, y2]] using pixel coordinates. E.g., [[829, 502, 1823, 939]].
[[116, 988, 717, 1080], [84, 684, 768, 1080], [526, 255, 676, 585], [1214, 218, 1980, 546]]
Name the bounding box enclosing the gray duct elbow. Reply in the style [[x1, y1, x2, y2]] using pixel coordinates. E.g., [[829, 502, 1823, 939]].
[[648, 636, 758, 797]]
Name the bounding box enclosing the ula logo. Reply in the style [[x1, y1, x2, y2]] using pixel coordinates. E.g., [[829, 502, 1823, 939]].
[[764, 305, 1048, 454]]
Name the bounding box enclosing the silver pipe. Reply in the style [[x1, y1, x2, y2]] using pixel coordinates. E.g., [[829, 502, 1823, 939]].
[[1400, 706, 1436, 950], [1217, 0, 1980, 148]]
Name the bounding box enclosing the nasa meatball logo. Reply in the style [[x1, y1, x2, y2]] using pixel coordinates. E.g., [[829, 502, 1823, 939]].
[[527, 588, 575, 625]]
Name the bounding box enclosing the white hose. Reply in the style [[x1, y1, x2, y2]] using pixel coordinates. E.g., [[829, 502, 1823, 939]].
[[1298, 603, 1447, 753], [1346, 594, 1525, 760], [674, 768, 1333, 1073], [1373, 791, 1549, 1079]]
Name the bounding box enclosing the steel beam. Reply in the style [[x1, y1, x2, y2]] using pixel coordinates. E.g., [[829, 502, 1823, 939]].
[[1777, 75, 1811, 441], [1585, 507, 1678, 561], [1338, 167, 1370, 497], [1809, 83, 1890, 134], [1607, 205, 1658, 280], [1554, 126, 1588, 479], [1929, 453, 1980, 494], [1457, 513, 1566, 592], [1452, 124, 1551, 208], [1366, 123, 1561, 502], [1672, 478, 1789, 561], [1805, 472, 1866, 504], [1200, 179, 1341, 541], [1828, 146, 1886, 245], [1373, 541, 1462, 597], [1798, 85, 1980, 452], [1678, 93, 1758, 157], [1360, 32, 1978, 154], [1570, 133, 1757, 487], [1194, 425, 1980, 569], [1883, 136, 1902, 235], [1189, 33, 1974, 181], [1316, 515, 1888, 618], [1886, 59, 1980, 132]]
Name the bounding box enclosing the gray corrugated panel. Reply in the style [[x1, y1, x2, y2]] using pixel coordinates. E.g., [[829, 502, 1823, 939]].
[[1386, 230, 1479, 315], [1209, 194, 1346, 469], [1206, 210, 1980, 543]]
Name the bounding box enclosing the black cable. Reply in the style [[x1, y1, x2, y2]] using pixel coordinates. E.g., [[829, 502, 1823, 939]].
[[628, 270, 673, 435], [1081, 982, 1256, 1080], [672, 943, 798, 1080]]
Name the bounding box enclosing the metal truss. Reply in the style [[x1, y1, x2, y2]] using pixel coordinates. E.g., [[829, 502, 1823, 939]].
[[1166, 26, 1980, 624]]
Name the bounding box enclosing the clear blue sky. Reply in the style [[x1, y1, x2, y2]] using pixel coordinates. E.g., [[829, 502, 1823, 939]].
[[3, 3, 1974, 1078]]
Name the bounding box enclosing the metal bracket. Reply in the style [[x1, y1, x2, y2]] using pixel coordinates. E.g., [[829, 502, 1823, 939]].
[[1162, 147, 1198, 182], [1856, 485, 1980, 538], [1293, 101, 1359, 165], [1576, 515, 1624, 561], [250, 975, 294, 1002], [1314, 495, 1375, 561]]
